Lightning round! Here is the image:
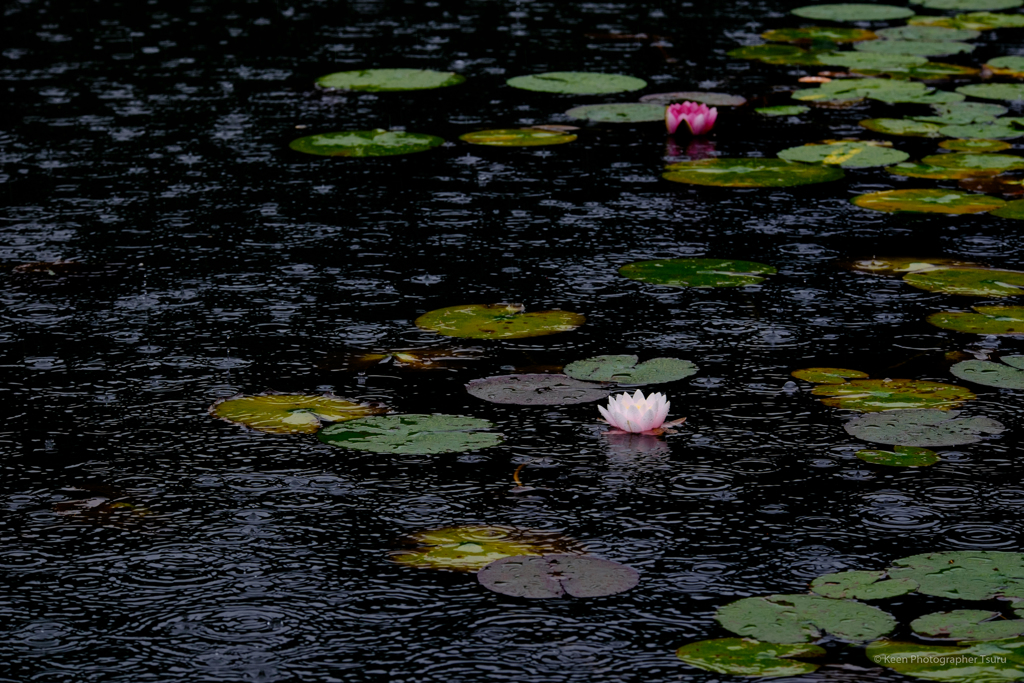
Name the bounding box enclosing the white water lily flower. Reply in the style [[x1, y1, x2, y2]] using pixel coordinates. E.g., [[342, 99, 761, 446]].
[[598, 390, 670, 433]]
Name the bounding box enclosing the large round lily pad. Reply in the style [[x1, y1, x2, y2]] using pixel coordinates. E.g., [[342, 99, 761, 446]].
[[565, 103, 665, 123], [465, 374, 610, 405], [904, 267, 1024, 297], [792, 4, 915, 21], [876, 25, 981, 40], [415, 304, 584, 340], [928, 305, 1024, 334], [887, 162, 1001, 179], [923, 152, 1024, 171], [987, 55, 1024, 77], [951, 355, 1024, 389], [663, 159, 844, 187], [957, 83, 1024, 101], [317, 414, 502, 454], [844, 408, 1004, 446], [289, 130, 444, 157], [911, 0, 1022, 9], [853, 39, 975, 56], [619, 258, 777, 288], [639, 91, 746, 106], [942, 138, 1012, 152], [676, 639, 826, 677], [914, 102, 1007, 125], [778, 141, 909, 168], [506, 72, 646, 95], [912, 610, 1024, 641], [209, 392, 387, 434], [859, 118, 944, 137], [477, 554, 639, 598], [564, 355, 698, 384], [819, 52, 928, 71], [390, 526, 583, 572], [940, 123, 1024, 139], [857, 445, 942, 466], [869, 638, 1024, 682], [993, 199, 1024, 219], [890, 551, 1024, 601], [792, 367, 869, 384], [851, 189, 1006, 214], [812, 378, 975, 412], [716, 594, 897, 644], [795, 79, 930, 103], [316, 68, 465, 92], [459, 129, 577, 146], [763, 26, 877, 42], [811, 570, 918, 599]]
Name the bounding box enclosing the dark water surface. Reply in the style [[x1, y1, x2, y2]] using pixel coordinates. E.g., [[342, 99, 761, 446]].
[[3, 0, 1024, 680]]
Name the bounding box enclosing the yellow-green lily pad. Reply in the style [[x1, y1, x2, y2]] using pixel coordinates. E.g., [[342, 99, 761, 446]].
[[941, 138, 1013, 151], [209, 392, 388, 434], [854, 39, 975, 56], [676, 638, 826, 677], [857, 445, 942, 466], [459, 128, 577, 146], [923, 152, 1024, 171], [757, 105, 811, 116], [912, 0, 1023, 9], [912, 610, 1024, 641], [778, 141, 909, 168], [951, 355, 1024, 389], [869, 638, 1024, 682], [887, 162, 1001, 179], [506, 71, 646, 95], [289, 130, 444, 157], [859, 118, 945, 137], [928, 305, 1024, 334], [716, 594, 897, 643], [987, 55, 1024, 77], [812, 378, 975, 412], [844, 408, 1004, 446], [316, 68, 465, 92], [848, 257, 981, 274], [852, 189, 1006, 214], [762, 26, 878, 42], [890, 550, 1024, 601], [793, 3, 915, 21], [564, 355, 698, 384], [728, 44, 823, 64], [415, 303, 584, 340], [663, 158, 844, 187], [992, 198, 1024, 219], [958, 83, 1024, 101], [792, 367, 870, 384], [565, 102, 665, 123], [390, 525, 583, 572], [811, 569, 919, 599], [876, 25, 981, 40], [318, 414, 502, 454], [619, 258, 777, 288], [904, 267, 1024, 297]]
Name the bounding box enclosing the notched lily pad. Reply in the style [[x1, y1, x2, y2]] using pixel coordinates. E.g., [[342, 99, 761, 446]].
[[390, 526, 583, 572], [619, 258, 777, 288], [640, 91, 746, 106], [951, 355, 1024, 389], [716, 594, 897, 644], [812, 378, 975, 412], [890, 551, 1024, 601], [459, 128, 577, 146], [792, 3, 915, 21], [844, 408, 1004, 446], [663, 159, 844, 187], [859, 118, 944, 137], [209, 392, 388, 434], [564, 355, 698, 385], [912, 609, 1024, 641], [792, 367, 869, 384], [904, 267, 1024, 297], [415, 303, 584, 340], [565, 103, 665, 123], [928, 305, 1024, 334], [318, 414, 502, 454], [466, 374, 610, 405], [851, 189, 1006, 214], [316, 68, 465, 92], [811, 570, 918, 599], [778, 140, 908, 168], [477, 554, 639, 598], [857, 445, 942, 466], [676, 638, 826, 677], [289, 130, 444, 157], [869, 637, 1024, 682], [506, 72, 646, 95]]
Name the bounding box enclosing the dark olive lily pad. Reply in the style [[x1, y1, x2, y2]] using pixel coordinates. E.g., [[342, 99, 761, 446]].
[[859, 118, 944, 137], [928, 305, 1024, 334], [876, 25, 981, 40], [209, 392, 387, 434], [565, 103, 665, 123], [762, 26, 878, 42], [676, 638, 826, 677], [852, 189, 1006, 214], [987, 55, 1024, 77], [390, 526, 583, 572], [961, 175, 1024, 197], [853, 61, 980, 79], [716, 594, 897, 644], [957, 83, 1024, 101], [811, 570, 918, 599], [854, 39, 975, 56], [316, 68, 465, 92], [904, 267, 1024, 297], [844, 408, 1004, 446], [757, 105, 811, 116], [663, 158, 844, 187], [318, 414, 502, 454], [857, 445, 942, 466], [289, 130, 444, 157], [912, 0, 1023, 9], [993, 199, 1024, 218], [812, 378, 975, 412], [942, 138, 1013, 151], [792, 4, 915, 21], [415, 303, 584, 340], [912, 610, 1024, 641], [924, 152, 1024, 171], [792, 367, 869, 384], [564, 355, 698, 384], [890, 551, 1024, 601], [887, 162, 1001, 179], [728, 44, 821, 63], [459, 129, 577, 146], [778, 141, 909, 168], [619, 258, 777, 288], [848, 257, 980, 275], [477, 554, 639, 598], [873, 89, 966, 105], [869, 638, 1024, 682], [466, 374, 610, 405], [506, 72, 646, 94], [951, 356, 1024, 389], [639, 91, 746, 106]]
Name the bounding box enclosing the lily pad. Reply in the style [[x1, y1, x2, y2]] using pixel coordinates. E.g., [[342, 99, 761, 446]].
[[854, 39, 975, 56], [851, 189, 1006, 214], [914, 102, 1007, 125], [762, 26, 878, 42], [663, 158, 844, 187], [848, 257, 980, 275], [315, 68, 465, 92], [778, 141, 909, 168], [853, 61, 980, 79], [875, 25, 981, 40], [951, 356, 1024, 389], [961, 175, 1024, 196], [928, 305, 1024, 334], [318, 414, 502, 454], [812, 378, 975, 412], [792, 367, 870, 384], [912, 610, 1024, 641], [415, 303, 584, 340], [565, 103, 665, 123], [957, 83, 1024, 101], [757, 105, 811, 116], [923, 152, 1024, 171], [887, 162, 1001, 179], [728, 44, 820, 63], [639, 91, 746, 106], [793, 78, 930, 102], [564, 355, 698, 384], [506, 72, 646, 95], [992, 198, 1024, 218], [844, 408, 1004, 446], [819, 51, 929, 70], [209, 392, 387, 434], [619, 258, 777, 288], [390, 526, 583, 572], [477, 554, 639, 598], [811, 570, 919, 599], [676, 639, 826, 678], [904, 267, 1024, 297], [716, 594, 897, 644], [856, 445, 942, 466], [987, 55, 1024, 77], [873, 90, 966, 105], [859, 118, 944, 137], [912, 0, 1023, 8], [289, 130, 444, 157], [869, 638, 1024, 682], [913, 11, 1024, 29], [465, 374, 610, 405], [792, 4, 915, 21], [942, 138, 1013, 151], [940, 123, 1024, 139], [459, 129, 577, 146], [890, 551, 1024, 601]]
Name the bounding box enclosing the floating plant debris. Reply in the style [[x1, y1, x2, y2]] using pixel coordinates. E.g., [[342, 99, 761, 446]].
[[289, 130, 444, 157], [950, 355, 1024, 389], [459, 128, 577, 146], [477, 554, 639, 598], [506, 71, 646, 94], [564, 103, 665, 123], [390, 526, 583, 572], [563, 355, 698, 385], [928, 305, 1024, 334], [844, 408, 1004, 446], [811, 378, 975, 412], [777, 140, 908, 168], [715, 594, 897, 643], [315, 68, 465, 91], [619, 258, 777, 288], [676, 639, 825, 677], [415, 303, 584, 340], [851, 189, 1006, 214], [856, 445, 942, 466], [317, 414, 502, 454], [209, 392, 387, 434], [663, 159, 844, 187], [810, 570, 918, 599], [466, 374, 609, 405]]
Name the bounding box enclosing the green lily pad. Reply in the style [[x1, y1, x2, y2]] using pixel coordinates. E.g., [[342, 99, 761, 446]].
[[869, 638, 1024, 682], [663, 158, 844, 187], [954, 10, 1024, 27], [792, 367, 870, 384], [465, 374, 610, 405], [942, 138, 1013, 151], [676, 639, 826, 677], [506, 71, 646, 95], [716, 594, 897, 644], [887, 162, 1001, 179], [415, 303, 584, 340], [940, 123, 1024, 139], [855, 39, 975, 56], [793, 78, 930, 103], [811, 570, 919, 599], [728, 44, 821, 63], [318, 414, 502, 454], [912, 0, 1023, 9], [315, 68, 465, 92], [848, 257, 980, 274], [987, 55, 1024, 77], [792, 4, 916, 21], [564, 355, 698, 385], [914, 102, 1007, 125], [860, 118, 944, 137], [951, 355, 1024, 389], [875, 90, 966, 105], [762, 26, 878, 42], [876, 25, 981, 40], [757, 105, 811, 116], [904, 267, 1024, 297], [844, 408, 1004, 446], [929, 305, 1024, 333], [459, 129, 577, 146], [923, 152, 1024, 171], [958, 83, 1024, 101], [289, 130, 444, 157], [390, 526, 583, 572], [639, 91, 746, 106], [619, 258, 777, 288], [778, 141, 909, 168], [812, 378, 975, 412], [565, 103, 665, 123], [819, 51, 929, 70], [853, 61, 981, 79], [209, 392, 387, 434], [890, 551, 1024, 601], [851, 189, 1006, 214], [477, 554, 639, 598], [992, 199, 1024, 219], [912, 610, 1024, 641], [856, 445, 942, 466]]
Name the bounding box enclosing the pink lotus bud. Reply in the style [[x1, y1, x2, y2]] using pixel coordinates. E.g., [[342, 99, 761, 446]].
[[665, 101, 718, 136]]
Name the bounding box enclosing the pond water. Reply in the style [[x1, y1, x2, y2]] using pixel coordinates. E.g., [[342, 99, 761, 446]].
[[3, 0, 1024, 680]]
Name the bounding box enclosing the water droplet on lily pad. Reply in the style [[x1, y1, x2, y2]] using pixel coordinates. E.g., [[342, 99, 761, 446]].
[[763, 26, 878, 42], [957, 83, 1024, 101], [844, 408, 1004, 446], [904, 267, 1024, 297], [477, 554, 639, 598], [792, 367, 870, 383], [912, 609, 1024, 641], [506, 71, 646, 95], [812, 378, 975, 412], [928, 305, 1024, 334], [716, 594, 897, 643], [859, 118, 945, 137], [565, 103, 665, 123], [619, 258, 777, 288], [639, 91, 747, 106], [778, 140, 909, 167], [757, 105, 811, 116], [466, 374, 610, 405], [317, 414, 502, 454], [876, 25, 981, 40], [986, 55, 1024, 77], [315, 68, 465, 92], [942, 138, 1013, 151], [209, 392, 388, 434], [890, 550, 1024, 601], [792, 3, 915, 21], [811, 569, 919, 599], [459, 128, 577, 146], [869, 637, 1024, 680], [415, 303, 584, 340], [564, 355, 699, 384], [663, 158, 844, 187], [913, 0, 1022, 10], [852, 189, 1006, 214], [951, 355, 1024, 389], [857, 445, 941, 466], [289, 130, 444, 157], [390, 525, 583, 572], [676, 639, 825, 677]]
